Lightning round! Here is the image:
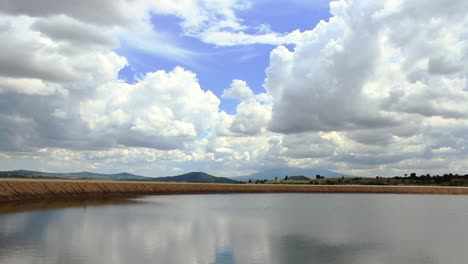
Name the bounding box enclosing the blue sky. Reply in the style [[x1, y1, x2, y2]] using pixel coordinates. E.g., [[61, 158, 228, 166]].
[[117, 1, 331, 114]]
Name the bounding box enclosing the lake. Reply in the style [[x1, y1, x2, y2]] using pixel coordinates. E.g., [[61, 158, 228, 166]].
[[0, 193, 467, 264]]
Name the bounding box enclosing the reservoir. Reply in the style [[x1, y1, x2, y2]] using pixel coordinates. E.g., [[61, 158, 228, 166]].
[[0, 193, 467, 264]]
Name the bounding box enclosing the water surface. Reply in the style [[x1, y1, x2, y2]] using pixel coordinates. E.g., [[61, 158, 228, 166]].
[[0, 193, 467, 264]]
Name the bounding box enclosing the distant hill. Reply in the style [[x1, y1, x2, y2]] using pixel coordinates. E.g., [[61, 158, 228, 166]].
[[0, 170, 239, 184], [232, 167, 353, 181], [152, 172, 239, 184], [0, 170, 150, 181], [287, 176, 310, 181]]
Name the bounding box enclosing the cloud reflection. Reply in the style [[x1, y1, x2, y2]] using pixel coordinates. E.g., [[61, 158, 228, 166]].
[[0, 194, 467, 264]]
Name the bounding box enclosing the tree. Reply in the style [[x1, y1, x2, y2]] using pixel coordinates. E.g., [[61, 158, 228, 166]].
[[284, 175, 289, 181], [248, 179, 252, 183], [316, 175, 321, 179], [275, 177, 278, 181]]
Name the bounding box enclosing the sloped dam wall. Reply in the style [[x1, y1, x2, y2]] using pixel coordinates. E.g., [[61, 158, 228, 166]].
[[1, 179, 468, 203]]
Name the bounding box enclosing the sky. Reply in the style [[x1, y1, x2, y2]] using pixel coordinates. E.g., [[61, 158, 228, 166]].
[[0, 0, 468, 177]]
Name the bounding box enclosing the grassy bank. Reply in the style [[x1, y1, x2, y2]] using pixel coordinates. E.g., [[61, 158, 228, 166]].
[[258, 175, 468, 186], [1, 179, 468, 203], [258, 177, 468, 186]]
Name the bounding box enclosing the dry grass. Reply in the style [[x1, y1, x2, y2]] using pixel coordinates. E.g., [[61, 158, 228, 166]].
[[1, 178, 468, 203]]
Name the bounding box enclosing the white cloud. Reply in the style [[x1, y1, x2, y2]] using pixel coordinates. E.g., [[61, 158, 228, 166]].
[[265, 0, 468, 134], [221, 80, 271, 135], [255, 0, 468, 176], [0, 6, 215, 153], [147, 0, 305, 46], [282, 132, 339, 159], [1, 0, 468, 177], [197, 29, 303, 46], [118, 19, 198, 65], [31, 15, 118, 47], [0, 15, 127, 87], [80, 67, 220, 150], [222, 79, 254, 100], [229, 99, 270, 135], [0, 0, 135, 26], [0, 77, 65, 96], [431, 147, 457, 155]]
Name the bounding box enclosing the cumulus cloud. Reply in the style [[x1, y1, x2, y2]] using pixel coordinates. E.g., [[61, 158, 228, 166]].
[[80, 67, 220, 150], [0, 77, 65, 96], [255, 0, 468, 176], [31, 15, 118, 47], [0, 15, 126, 86], [1, 0, 468, 177], [265, 0, 468, 134], [0, 4, 220, 153], [229, 100, 270, 135], [266, 2, 392, 133], [222, 80, 254, 100], [281, 132, 339, 159], [221, 80, 271, 135], [0, 0, 134, 26]]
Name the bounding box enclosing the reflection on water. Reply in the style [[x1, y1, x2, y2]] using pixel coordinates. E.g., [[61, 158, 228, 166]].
[[0, 197, 143, 215], [0, 194, 467, 264]]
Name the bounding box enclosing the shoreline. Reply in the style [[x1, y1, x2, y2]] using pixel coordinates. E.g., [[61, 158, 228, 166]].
[[1, 179, 468, 203]]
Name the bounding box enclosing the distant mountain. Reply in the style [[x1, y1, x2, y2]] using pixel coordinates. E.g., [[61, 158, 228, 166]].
[[0, 168, 350, 183], [0, 170, 149, 181], [232, 167, 353, 181], [152, 172, 239, 184], [0, 170, 240, 184]]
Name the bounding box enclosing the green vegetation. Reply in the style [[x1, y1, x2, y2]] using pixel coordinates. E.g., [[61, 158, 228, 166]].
[[246, 173, 468, 187]]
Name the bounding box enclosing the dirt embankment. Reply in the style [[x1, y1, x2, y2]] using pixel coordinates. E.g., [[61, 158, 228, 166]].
[[1, 179, 468, 203]]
